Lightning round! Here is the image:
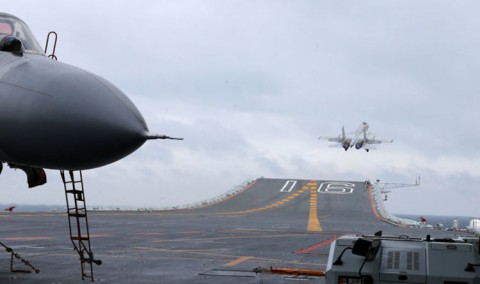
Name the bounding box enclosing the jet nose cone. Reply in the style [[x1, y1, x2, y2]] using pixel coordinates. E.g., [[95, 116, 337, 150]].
[[54, 64, 149, 139], [0, 56, 149, 170], [56, 69, 150, 168]]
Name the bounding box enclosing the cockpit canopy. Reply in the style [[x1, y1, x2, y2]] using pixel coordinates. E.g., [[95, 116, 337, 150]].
[[0, 13, 44, 54]]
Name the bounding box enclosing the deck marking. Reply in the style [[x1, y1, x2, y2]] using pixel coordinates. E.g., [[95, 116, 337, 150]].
[[280, 180, 297, 192], [131, 232, 163, 236], [149, 233, 308, 243], [90, 234, 112, 238], [132, 247, 327, 267], [177, 231, 205, 234], [307, 182, 322, 232], [295, 237, 337, 254], [3, 236, 53, 241], [217, 182, 310, 215], [224, 256, 254, 267], [318, 182, 355, 194]]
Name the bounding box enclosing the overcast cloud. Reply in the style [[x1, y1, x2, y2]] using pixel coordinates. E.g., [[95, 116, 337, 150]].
[[1, 1, 480, 216]]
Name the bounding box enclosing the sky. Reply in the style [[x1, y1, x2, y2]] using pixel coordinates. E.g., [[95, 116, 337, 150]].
[[1, 1, 480, 216]]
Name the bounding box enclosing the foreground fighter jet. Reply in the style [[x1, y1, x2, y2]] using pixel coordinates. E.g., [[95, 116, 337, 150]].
[[319, 122, 392, 152], [0, 12, 181, 181], [0, 12, 181, 280]]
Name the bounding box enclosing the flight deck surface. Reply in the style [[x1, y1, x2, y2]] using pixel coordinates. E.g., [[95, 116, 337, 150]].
[[0, 178, 469, 283]]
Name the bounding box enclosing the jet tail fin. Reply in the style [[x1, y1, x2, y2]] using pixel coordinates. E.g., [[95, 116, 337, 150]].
[[341, 126, 346, 140]]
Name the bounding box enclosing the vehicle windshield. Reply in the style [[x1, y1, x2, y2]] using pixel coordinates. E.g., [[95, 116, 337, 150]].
[[0, 13, 44, 54]]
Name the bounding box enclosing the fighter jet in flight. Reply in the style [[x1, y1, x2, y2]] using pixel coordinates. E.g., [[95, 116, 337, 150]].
[[319, 122, 392, 152], [0, 12, 181, 279]]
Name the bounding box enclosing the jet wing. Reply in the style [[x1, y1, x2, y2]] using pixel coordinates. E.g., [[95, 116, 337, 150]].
[[318, 136, 343, 143]]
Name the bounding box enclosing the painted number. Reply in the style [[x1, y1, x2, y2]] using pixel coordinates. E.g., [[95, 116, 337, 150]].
[[280, 180, 297, 192], [318, 182, 355, 194]]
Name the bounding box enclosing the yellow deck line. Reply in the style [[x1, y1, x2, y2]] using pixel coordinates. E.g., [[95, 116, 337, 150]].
[[218, 183, 310, 215], [307, 182, 322, 232], [212, 180, 323, 233], [224, 256, 254, 267]]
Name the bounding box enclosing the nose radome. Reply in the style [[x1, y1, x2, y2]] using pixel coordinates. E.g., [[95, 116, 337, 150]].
[[56, 67, 149, 137], [2, 56, 150, 169], [51, 63, 150, 169]]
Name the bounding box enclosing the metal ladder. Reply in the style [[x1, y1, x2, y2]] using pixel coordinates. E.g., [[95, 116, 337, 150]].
[[61, 170, 101, 281]]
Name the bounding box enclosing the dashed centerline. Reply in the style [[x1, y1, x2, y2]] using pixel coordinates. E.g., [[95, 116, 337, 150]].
[[217, 183, 311, 215], [307, 181, 322, 232], [216, 180, 323, 233], [224, 256, 253, 267]]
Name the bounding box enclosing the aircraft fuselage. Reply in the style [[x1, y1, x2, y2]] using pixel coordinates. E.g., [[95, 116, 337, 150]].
[[0, 52, 149, 170], [0, 13, 150, 170]]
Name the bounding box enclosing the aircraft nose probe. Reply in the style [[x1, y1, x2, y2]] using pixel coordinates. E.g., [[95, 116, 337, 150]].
[[146, 134, 184, 140]]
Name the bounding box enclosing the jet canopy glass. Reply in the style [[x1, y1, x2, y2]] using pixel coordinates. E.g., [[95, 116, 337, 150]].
[[0, 13, 44, 54]]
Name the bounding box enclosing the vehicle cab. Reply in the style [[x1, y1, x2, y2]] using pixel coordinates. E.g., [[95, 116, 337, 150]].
[[326, 234, 480, 284]]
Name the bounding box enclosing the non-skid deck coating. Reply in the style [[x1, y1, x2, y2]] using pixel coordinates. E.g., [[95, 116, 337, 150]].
[[0, 178, 469, 283]]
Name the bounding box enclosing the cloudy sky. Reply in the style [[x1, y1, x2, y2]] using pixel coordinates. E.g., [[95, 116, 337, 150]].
[[1, 1, 480, 216]]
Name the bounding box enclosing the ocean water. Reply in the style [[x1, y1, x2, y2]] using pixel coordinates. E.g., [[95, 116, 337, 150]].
[[396, 214, 474, 230]]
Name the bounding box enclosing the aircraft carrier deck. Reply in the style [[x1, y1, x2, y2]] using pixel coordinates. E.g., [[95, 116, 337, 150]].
[[0, 178, 472, 283]]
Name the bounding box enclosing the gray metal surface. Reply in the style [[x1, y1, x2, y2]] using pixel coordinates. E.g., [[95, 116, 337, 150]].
[[1, 12, 150, 171], [0, 178, 469, 283]]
